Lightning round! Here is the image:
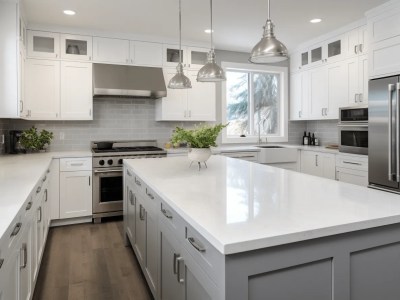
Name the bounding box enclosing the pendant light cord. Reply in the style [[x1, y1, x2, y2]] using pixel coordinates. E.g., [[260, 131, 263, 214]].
[[210, 0, 214, 50], [179, 0, 182, 65], [267, 0, 270, 20]]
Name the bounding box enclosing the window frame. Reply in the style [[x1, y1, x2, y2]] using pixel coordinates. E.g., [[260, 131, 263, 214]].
[[221, 62, 289, 144]]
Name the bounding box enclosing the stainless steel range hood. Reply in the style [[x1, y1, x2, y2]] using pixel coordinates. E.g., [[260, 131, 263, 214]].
[[93, 63, 167, 99]]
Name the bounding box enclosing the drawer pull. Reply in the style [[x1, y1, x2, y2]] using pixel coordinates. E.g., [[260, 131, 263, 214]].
[[146, 188, 154, 200], [161, 208, 173, 219], [176, 256, 184, 283], [36, 186, 42, 194], [129, 191, 135, 205], [188, 237, 206, 252], [44, 189, 48, 202], [127, 169, 132, 177], [20, 243, 27, 269], [0, 258, 4, 269], [173, 253, 179, 274], [135, 178, 142, 186], [70, 163, 84, 167], [42, 176, 47, 182], [343, 161, 362, 166], [25, 201, 33, 211], [38, 207, 42, 223], [47, 169, 50, 173], [139, 204, 145, 221], [10, 222, 22, 237]]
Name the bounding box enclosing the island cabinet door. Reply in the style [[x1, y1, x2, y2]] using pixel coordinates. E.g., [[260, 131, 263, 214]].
[[126, 187, 136, 243], [145, 199, 159, 295], [160, 223, 184, 300], [134, 196, 146, 267]]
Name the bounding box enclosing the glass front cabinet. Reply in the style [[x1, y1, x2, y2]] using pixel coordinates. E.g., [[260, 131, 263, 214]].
[[60, 34, 93, 61], [27, 30, 60, 59]]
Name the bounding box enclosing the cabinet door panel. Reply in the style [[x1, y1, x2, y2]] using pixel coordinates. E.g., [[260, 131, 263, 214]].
[[133, 41, 163, 67], [347, 28, 360, 57], [300, 151, 320, 176], [290, 73, 302, 120], [25, 59, 60, 119], [126, 188, 136, 243], [59, 171, 92, 219], [60, 34, 92, 61], [93, 37, 130, 64], [321, 155, 336, 180], [327, 62, 347, 118], [187, 71, 216, 121], [27, 30, 60, 59], [358, 55, 368, 103], [336, 168, 368, 186], [146, 208, 158, 293], [60, 61, 93, 120], [0, 249, 18, 300], [309, 67, 328, 118], [134, 197, 146, 266], [346, 58, 359, 105]]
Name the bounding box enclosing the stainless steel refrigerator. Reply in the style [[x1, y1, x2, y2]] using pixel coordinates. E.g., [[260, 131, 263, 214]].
[[369, 75, 400, 193]]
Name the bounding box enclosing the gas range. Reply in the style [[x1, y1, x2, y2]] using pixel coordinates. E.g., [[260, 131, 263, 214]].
[[91, 140, 167, 168]]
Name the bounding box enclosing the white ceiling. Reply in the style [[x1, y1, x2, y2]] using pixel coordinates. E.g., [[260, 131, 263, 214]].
[[23, 0, 389, 53]]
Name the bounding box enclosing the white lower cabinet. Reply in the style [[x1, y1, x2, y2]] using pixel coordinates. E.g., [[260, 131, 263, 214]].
[[59, 157, 92, 219], [335, 154, 368, 186], [0, 246, 19, 300], [300, 151, 336, 180]]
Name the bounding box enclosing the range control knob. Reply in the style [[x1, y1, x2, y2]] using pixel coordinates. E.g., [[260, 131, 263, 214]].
[[107, 159, 113, 165], [118, 159, 123, 164], [99, 160, 105, 166]]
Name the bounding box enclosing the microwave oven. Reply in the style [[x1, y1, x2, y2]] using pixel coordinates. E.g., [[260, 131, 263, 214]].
[[338, 106, 368, 155]]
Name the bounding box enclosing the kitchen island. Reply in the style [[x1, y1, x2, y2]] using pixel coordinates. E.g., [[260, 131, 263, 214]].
[[124, 155, 400, 300]]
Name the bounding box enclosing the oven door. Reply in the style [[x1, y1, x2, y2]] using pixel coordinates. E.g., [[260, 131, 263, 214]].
[[338, 125, 368, 155], [93, 168, 123, 214]]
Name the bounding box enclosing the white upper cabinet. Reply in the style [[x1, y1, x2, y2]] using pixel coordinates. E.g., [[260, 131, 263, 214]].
[[60, 34, 93, 61], [326, 62, 347, 118], [93, 37, 130, 64], [60, 61, 93, 120], [309, 66, 328, 119], [163, 44, 188, 67], [132, 41, 163, 67], [187, 47, 209, 69], [27, 30, 60, 59], [346, 25, 368, 57], [25, 59, 60, 120], [367, 2, 400, 78], [290, 71, 309, 120], [156, 68, 216, 121]]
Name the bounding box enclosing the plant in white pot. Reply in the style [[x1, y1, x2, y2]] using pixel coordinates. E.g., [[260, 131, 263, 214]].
[[171, 124, 227, 169]]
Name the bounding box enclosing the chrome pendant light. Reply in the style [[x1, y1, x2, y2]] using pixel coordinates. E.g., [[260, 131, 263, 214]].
[[197, 0, 226, 82], [168, 0, 192, 89], [249, 0, 288, 64]]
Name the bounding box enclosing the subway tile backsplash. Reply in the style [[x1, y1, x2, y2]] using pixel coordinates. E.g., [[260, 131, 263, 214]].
[[306, 120, 339, 145]]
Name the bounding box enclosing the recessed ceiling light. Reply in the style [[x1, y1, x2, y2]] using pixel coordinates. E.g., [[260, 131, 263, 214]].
[[63, 10, 76, 16], [204, 29, 214, 34], [310, 18, 322, 23]]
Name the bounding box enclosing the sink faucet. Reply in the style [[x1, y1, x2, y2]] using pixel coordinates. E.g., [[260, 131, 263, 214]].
[[258, 118, 267, 145]]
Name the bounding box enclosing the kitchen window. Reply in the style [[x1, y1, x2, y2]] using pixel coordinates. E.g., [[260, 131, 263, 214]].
[[221, 62, 288, 143]]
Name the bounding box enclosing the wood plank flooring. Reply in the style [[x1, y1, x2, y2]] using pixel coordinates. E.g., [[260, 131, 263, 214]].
[[33, 218, 153, 300]]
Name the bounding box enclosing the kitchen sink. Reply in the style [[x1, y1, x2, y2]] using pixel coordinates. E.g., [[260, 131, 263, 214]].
[[256, 145, 284, 149]]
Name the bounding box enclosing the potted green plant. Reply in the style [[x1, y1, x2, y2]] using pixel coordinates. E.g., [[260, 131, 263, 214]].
[[20, 126, 54, 153], [171, 123, 226, 165]]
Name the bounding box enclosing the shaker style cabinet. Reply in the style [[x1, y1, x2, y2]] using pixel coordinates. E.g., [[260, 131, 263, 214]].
[[162, 44, 208, 69], [27, 30, 60, 59], [346, 25, 368, 57], [60, 34, 93, 61], [156, 68, 216, 121], [132, 41, 163, 67], [93, 37, 130, 64], [290, 71, 309, 120], [300, 151, 336, 180]]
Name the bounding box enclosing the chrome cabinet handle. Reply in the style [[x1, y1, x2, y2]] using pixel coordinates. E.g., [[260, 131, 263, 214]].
[[359, 93, 363, 102], [139, 204, 145, 220], [10, 222, 22, 237], [42, 176, 47, 182], [173, 253, 179, 274], [176, 256, 184, 283], [20, 243, 27, 269], [127, 169, 132, 177], [343, 161, 362, 166], [38, 207, 42, 223], [315, 155, 319, 167], [354, 45, 358, 54], [187, 237, 206, 252], [36, 186, 41, 194], [161, 208, 173, 219], [135, 178, 142, 186], [388, 84, 395, 181], [129, 191, 135, 205], [44, 189, 48, 202], [25, 201, 32, 211], [0, 259, 4, 269], [359, 44, 363, 53], [146, 188, 154, 200], [20, 100, 23, 113], [321, 108, 324, 116], [70, 163, 84, 167]]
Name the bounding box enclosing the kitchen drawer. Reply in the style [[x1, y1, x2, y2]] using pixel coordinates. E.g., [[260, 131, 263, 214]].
[[336, 154, 368, 171], [60, 157, 92, 171], [132, 174, 144, 195], [185, 224, 224, 284], [220, 151, 259, 162], [159, 201, 186, 240]]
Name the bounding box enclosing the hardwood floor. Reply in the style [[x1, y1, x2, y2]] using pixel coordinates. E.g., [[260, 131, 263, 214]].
[[33, 218, 153, 300]]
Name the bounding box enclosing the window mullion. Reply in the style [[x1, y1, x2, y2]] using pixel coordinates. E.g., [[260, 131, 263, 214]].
[[249, 72, 254, 136]]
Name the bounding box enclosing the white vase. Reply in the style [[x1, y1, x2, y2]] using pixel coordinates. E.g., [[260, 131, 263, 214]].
[[188, 148, 212, 163]]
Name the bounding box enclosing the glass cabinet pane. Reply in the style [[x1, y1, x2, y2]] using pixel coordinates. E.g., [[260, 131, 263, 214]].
[[65, 39, 88, 56], [328, 40, 341, 58], [166, 48, 184, 63], [301, 52, 308, 66], [33, 36, 54, 53], [311, 47, 322, 63], [191, 51, 208, 65]]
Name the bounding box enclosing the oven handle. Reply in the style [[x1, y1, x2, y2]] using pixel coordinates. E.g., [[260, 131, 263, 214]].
[[337, 124, 368, 128], [94, 169, 123, 174]]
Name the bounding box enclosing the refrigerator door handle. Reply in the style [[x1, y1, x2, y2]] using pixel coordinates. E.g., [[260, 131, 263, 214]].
[[389, 84, 395, 181], [397, 82, 400, 182]]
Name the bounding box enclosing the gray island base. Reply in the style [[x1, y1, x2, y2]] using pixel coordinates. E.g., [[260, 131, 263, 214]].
[[123, 156, 400, 300]]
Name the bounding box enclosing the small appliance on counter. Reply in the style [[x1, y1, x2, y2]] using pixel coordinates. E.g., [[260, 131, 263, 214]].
[[8, 130, 24, 154]]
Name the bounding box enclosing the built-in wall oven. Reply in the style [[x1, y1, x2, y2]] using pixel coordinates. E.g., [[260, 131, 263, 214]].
[[338, 106, 368, 155], [91, 140, 167, 223]]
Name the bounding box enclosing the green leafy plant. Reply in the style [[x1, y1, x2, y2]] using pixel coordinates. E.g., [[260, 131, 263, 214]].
[[171, 124, 227, 148], [20, 126, 54, 151]]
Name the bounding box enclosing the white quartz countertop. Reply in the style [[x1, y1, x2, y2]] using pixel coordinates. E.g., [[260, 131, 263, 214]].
[[126, 156, 400, 255], [0, 151, 92, 239], [212, 144, 339, 154]]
